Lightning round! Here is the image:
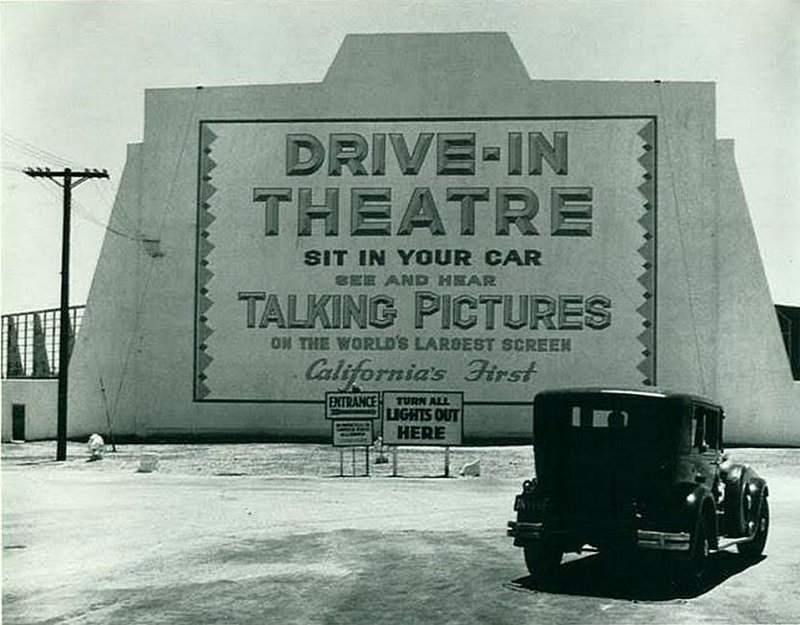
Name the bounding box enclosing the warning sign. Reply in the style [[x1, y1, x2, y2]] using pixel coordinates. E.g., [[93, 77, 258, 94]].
[[382, 391, 464, 446], [325, 391, 380, 420], [332, 420, 374, 447]]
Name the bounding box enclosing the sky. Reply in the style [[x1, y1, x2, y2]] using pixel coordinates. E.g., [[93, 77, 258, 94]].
[[1, 0, 798, 313]]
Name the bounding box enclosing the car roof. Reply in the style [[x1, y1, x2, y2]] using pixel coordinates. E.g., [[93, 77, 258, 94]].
[[534, 387, 722, 410]]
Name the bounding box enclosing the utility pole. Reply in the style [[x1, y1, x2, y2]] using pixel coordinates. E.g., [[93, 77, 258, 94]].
[[24, 167, 110, 461]]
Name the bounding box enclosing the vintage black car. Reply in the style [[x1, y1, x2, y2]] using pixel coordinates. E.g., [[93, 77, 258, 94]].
[[508, 388, 769, 587]]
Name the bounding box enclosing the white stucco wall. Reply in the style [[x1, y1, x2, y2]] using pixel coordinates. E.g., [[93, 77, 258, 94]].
[[2, 379, 57, 441]]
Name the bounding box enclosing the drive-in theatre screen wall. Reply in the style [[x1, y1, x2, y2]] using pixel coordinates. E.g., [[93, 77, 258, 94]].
[[194, 117, 657, 403]]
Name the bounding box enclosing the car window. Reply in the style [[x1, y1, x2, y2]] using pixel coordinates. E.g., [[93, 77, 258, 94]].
[[704, 409, 721, 449], [693, 408, 705, 449], [570, 406, 629, 428], [693, 406, 722, 450], [570, 406, 594, 427]]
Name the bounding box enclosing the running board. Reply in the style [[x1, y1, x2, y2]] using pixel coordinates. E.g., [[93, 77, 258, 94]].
[[713, 535, 753, 552]]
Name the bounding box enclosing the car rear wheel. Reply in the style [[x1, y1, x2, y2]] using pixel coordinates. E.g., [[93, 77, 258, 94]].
[[674, 516, 711, 593], [524, 541, 563, 587], [737, 497, 769, 558]]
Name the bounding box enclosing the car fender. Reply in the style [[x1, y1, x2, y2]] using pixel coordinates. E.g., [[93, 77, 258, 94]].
[[676, 483, 717, 548], [723, 464, 768, 537], [742, 472, 769, 536], [515, 478, 546, 523]]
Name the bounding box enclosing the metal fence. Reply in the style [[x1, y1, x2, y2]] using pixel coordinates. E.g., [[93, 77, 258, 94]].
[[1, 305, 85, 378]]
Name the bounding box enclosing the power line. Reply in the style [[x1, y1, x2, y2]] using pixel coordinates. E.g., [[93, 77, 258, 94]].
[[2, 163, 30, 172], [72, 194, 140, 240], [79, 172, 139, 234], [3, 132, 145, 237], [2, 132, 80, 168], [28, 174, 141, 241]]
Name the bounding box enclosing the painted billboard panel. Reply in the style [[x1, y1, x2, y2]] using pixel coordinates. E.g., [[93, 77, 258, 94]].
[[195, 117, 656, 403]]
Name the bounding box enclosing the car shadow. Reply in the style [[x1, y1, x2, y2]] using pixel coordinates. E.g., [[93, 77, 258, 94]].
[[510, 551, 766, 601]]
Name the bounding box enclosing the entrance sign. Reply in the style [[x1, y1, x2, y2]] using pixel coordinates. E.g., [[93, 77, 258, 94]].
[[194, 117, 657, 402], [332, 420, 374, 447], [381, 391, 464, 446], [325, 391, 380, 420]]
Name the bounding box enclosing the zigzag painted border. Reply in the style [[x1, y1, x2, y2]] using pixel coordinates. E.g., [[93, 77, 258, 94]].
[[636, 120, 656, 385], [195, 124, 218, 399]]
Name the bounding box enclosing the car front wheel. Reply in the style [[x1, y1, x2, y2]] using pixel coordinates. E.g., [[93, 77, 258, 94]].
[[737, 497, 769, 558]]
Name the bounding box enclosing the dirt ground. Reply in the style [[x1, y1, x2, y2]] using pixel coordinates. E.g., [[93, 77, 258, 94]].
[[3, 442, 800, 624]]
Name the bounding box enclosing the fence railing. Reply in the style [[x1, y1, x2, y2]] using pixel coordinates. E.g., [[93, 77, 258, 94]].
[[1, 305, 85, 379]]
